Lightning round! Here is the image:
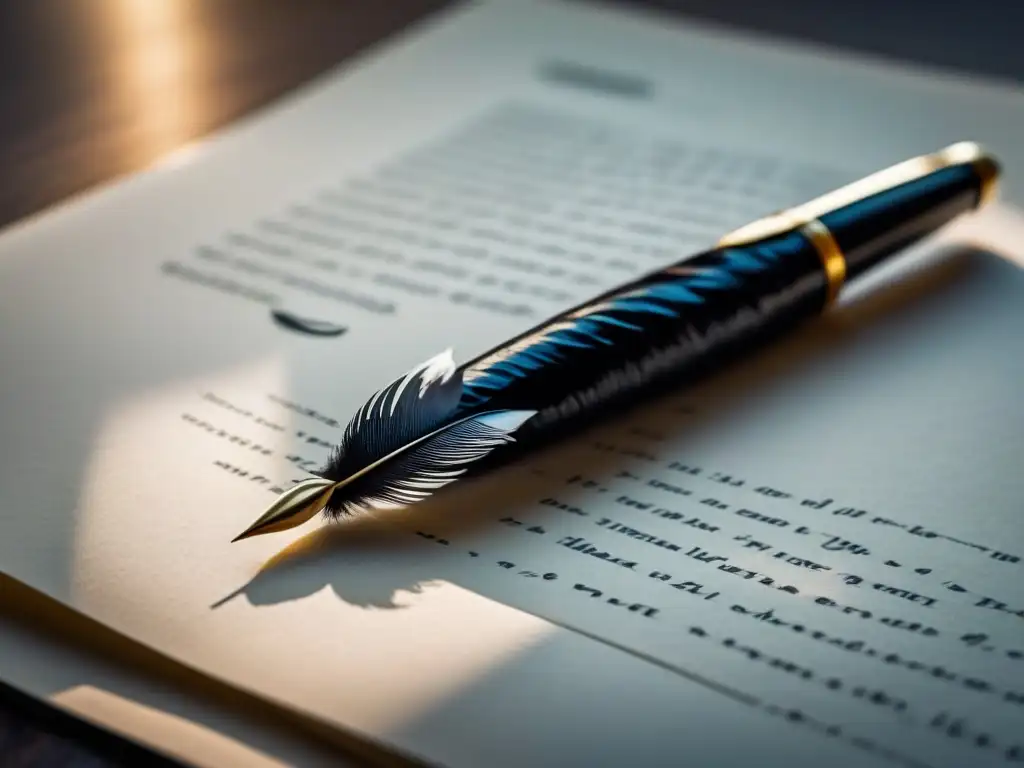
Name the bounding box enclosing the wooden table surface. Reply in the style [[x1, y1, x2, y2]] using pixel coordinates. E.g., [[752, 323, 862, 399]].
[[0, 0, 451, 232], [0, 0, 1021, 234]]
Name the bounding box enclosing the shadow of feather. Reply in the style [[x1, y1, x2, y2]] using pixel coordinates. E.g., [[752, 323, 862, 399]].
[[217, 438, 632, 609]]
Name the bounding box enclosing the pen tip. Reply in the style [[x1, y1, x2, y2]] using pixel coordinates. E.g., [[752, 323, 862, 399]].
[[230, 524, 265, 543], [229, 478, 336, 544]]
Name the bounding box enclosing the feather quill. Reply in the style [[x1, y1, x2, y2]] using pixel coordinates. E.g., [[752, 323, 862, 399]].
[[321, 409, 535, 519], [321, 347, 465, 486], [232, 349, 536, 541]]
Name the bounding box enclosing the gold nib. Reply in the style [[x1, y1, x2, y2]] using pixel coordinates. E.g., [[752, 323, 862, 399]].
[[232, 477, 336, 542]]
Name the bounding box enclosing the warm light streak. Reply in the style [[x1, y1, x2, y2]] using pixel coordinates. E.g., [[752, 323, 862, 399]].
[[53, 686, 287, 768], [106, 0, 204, 166]]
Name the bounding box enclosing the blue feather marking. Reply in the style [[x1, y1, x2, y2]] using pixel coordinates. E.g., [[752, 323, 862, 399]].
[[587, 314, 644, 330], [461, 242, 784, 405], [635, 284, 702, 306], [721, 248, 766, 272], [684, 269, 739, 289]]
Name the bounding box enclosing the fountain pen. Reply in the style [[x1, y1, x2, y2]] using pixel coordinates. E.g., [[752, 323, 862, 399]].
[[233, 141, 1000, 542]]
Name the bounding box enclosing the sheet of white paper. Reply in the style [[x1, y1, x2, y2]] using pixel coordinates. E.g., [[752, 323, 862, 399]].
[[1, 1, 1023, 766], [0, 589, 358, 768]]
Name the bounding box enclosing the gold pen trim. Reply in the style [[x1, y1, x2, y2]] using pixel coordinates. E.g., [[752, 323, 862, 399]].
[[973, 155, 999, 206], [799, 219, 846, 306]]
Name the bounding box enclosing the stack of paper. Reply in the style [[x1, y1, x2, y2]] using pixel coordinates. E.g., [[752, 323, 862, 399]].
[[1, 1, 1022, 766]]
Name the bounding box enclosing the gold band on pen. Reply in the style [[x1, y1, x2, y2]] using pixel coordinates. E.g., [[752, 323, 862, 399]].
[[799, 219, 847, 307], [973, 155, 1000, 206]]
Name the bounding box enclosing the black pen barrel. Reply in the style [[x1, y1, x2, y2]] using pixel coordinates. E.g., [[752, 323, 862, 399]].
[[454, 142, 1000, 454], [455, 230, 830, 451]]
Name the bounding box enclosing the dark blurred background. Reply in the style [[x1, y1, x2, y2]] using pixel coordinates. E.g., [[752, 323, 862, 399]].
[[0, 0, 1021, 233]]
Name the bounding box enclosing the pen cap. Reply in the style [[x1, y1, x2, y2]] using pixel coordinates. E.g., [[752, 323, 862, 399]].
[[818, 143, 999, 281], [719, 142, 1000, 284]]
